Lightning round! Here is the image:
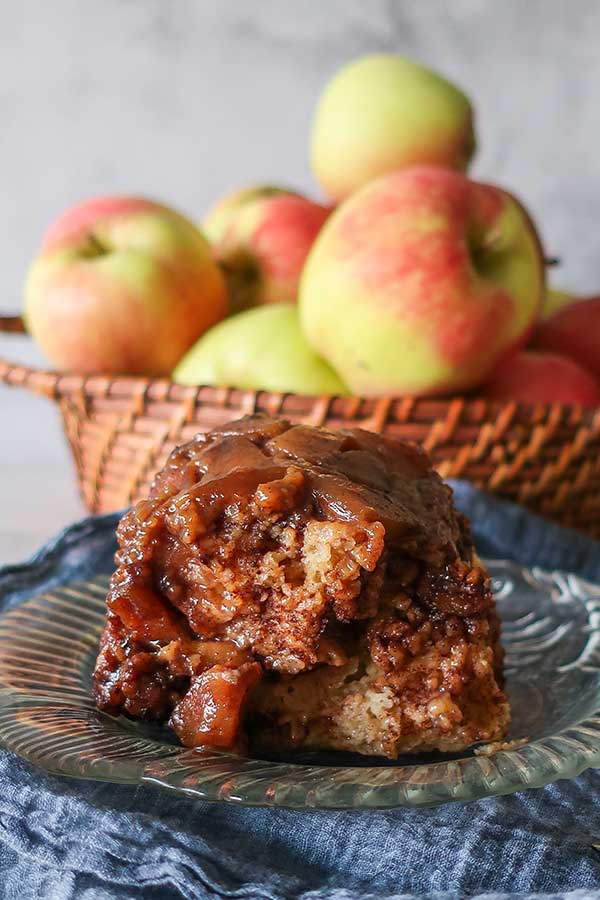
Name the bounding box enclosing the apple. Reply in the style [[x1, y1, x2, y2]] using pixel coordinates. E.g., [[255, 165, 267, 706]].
[[24, 196, 227, 376], [480, 350, 600, 407], [539, 287, 574, 321], [173, 303, 348, 395], [299, 166, 544, 396], [531, 289, 600, 381], [204, 191, 331, 313], [310, 53, 476, 202], [203, 185, 299, 246]]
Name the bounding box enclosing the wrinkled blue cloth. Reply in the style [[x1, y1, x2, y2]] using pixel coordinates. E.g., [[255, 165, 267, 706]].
[[1, 483, 600, 900]]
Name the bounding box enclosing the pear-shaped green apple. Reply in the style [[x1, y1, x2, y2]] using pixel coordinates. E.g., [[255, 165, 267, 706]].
[[173, 303, 347, 395], [299, 166, 544, 396], [311, 54, 476, 201], [24, 196, 227, 376], [203, 188, 330, 313]]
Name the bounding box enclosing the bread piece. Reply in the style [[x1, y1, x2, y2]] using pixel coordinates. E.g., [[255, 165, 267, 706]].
[[93, 415, 509, 758]]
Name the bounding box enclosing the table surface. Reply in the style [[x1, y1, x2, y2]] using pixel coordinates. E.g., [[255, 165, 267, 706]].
[[1, 333, 83, 564]]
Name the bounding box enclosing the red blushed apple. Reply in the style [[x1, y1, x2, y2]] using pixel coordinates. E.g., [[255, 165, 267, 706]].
[[203, 185, 300, 246], [480, 350, 600, 407], [531, 290, 600, 382], [24, 196, 227, 376], [204, 191, 331, 312], [300, 166, 545, 396]]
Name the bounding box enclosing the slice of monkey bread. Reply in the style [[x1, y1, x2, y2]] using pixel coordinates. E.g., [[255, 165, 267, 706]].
[[93, 415, 509, 758]]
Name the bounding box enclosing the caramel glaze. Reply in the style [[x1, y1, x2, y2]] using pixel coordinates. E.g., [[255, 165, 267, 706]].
[[93, 415, 494, 751]]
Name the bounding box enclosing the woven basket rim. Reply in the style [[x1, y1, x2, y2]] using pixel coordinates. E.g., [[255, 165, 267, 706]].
[[1, 312, 598, 419], [6, 313, 600, 536]]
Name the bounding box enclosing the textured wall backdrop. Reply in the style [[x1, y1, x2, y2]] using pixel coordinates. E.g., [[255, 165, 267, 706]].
[[2, 0, 599, 558]]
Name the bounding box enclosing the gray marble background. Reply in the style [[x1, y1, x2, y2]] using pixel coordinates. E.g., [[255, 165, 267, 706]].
[[2, 0, 599, 561]]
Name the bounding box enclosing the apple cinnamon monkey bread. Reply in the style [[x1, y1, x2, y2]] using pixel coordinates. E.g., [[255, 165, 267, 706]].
[[93, 415, 509, 758]]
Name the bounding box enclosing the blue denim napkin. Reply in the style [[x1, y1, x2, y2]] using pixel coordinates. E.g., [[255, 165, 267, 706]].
[[1, 483, 600, 900]]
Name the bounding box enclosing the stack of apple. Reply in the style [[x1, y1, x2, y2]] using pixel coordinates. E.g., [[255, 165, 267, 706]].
[[25, 55, 600, 406]]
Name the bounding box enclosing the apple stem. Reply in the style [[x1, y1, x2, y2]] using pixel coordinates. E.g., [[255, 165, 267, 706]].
[[86, 232, 107, 256]]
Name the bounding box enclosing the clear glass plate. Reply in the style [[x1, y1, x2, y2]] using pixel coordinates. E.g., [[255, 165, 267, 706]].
[[0, 559, 599, 810]]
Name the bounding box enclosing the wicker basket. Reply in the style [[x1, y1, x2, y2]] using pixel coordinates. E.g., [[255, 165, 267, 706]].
[[3, 313, 600, 536]]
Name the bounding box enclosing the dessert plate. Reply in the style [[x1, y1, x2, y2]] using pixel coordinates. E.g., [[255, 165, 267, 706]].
[[0, 559, 599, 810]]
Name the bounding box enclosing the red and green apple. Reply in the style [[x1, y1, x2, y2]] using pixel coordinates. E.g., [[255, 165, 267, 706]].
[[204, 189, 331, 312], [481, 350, 600, 407], [25, 196, 227, 376], [299, 166, 545, 396]]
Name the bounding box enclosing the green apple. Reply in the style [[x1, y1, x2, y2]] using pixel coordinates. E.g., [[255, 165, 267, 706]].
[[173, 303, 347, 395], [310, 53, 476, 201]]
